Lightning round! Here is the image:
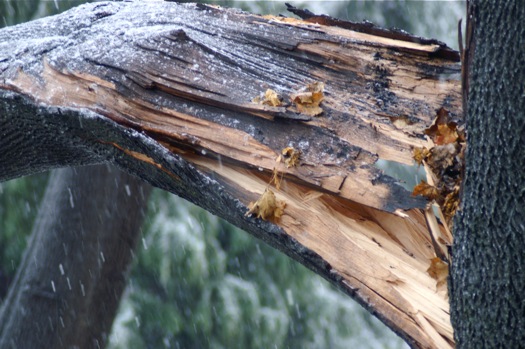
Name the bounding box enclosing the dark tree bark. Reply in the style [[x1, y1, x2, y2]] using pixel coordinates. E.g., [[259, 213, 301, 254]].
[[450, 1, 525, 348], [0, 2, 463, 348], [0, 165, 151, 349]]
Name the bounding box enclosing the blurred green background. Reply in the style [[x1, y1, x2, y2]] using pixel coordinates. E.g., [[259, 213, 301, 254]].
[[0, 1, 464, 348]]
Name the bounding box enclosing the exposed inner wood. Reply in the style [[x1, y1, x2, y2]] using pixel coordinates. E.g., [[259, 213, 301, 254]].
[[0, 2, 462, 348]]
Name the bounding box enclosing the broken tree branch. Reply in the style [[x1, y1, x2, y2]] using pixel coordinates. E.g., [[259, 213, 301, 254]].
[[0, 2, 461, 348]]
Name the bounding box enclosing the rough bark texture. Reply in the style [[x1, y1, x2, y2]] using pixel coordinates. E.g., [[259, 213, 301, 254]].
[[0, 2, 463, 347], [450, 1, 525, 347], [0, 165, 151, 349]]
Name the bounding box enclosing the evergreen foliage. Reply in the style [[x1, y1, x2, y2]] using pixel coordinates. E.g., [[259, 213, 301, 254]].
[[0, 173, 48, 299]]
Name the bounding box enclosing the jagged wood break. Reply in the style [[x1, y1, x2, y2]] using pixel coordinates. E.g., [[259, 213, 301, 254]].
[[0, 2, 461, 348]]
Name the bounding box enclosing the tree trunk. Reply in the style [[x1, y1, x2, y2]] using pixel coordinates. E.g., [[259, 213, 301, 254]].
[[450, 1, 525, 347], [0, 2, 462, 347], [0, 165, 151, 349]]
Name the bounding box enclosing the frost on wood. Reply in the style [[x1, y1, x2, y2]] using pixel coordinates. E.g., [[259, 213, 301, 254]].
[[0, 2, 461, 348]]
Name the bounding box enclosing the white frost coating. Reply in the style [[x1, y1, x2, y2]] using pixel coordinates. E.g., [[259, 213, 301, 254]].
[[297, 139, 310, 150], [285, 288, 294, 306], [2, 1, 331, 192], [76, 107, 108, 120], [80, 281, 85, 297], [1, 0, 313, 101], [67, 187, 74, 208], [0, 36, 67, 76]]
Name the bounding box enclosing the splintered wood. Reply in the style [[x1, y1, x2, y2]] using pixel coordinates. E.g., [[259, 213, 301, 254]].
[[0, 2, 462, 348]]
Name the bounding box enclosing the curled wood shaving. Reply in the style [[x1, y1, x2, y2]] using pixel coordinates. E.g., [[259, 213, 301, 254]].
[[427, 257, 449, 297], [413, 147, 430, 165], [245, 189, 286, 221], [412, 180, 439, 201], [253, 89, 283, 107], [290, 81, 324, 116], [270, 167, 283, 190], [412, 107, 465, 227], [281, 146, 301, 168]]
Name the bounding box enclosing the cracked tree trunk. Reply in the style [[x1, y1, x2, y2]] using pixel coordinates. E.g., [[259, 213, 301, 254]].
[[0, 2, 462, 348]]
